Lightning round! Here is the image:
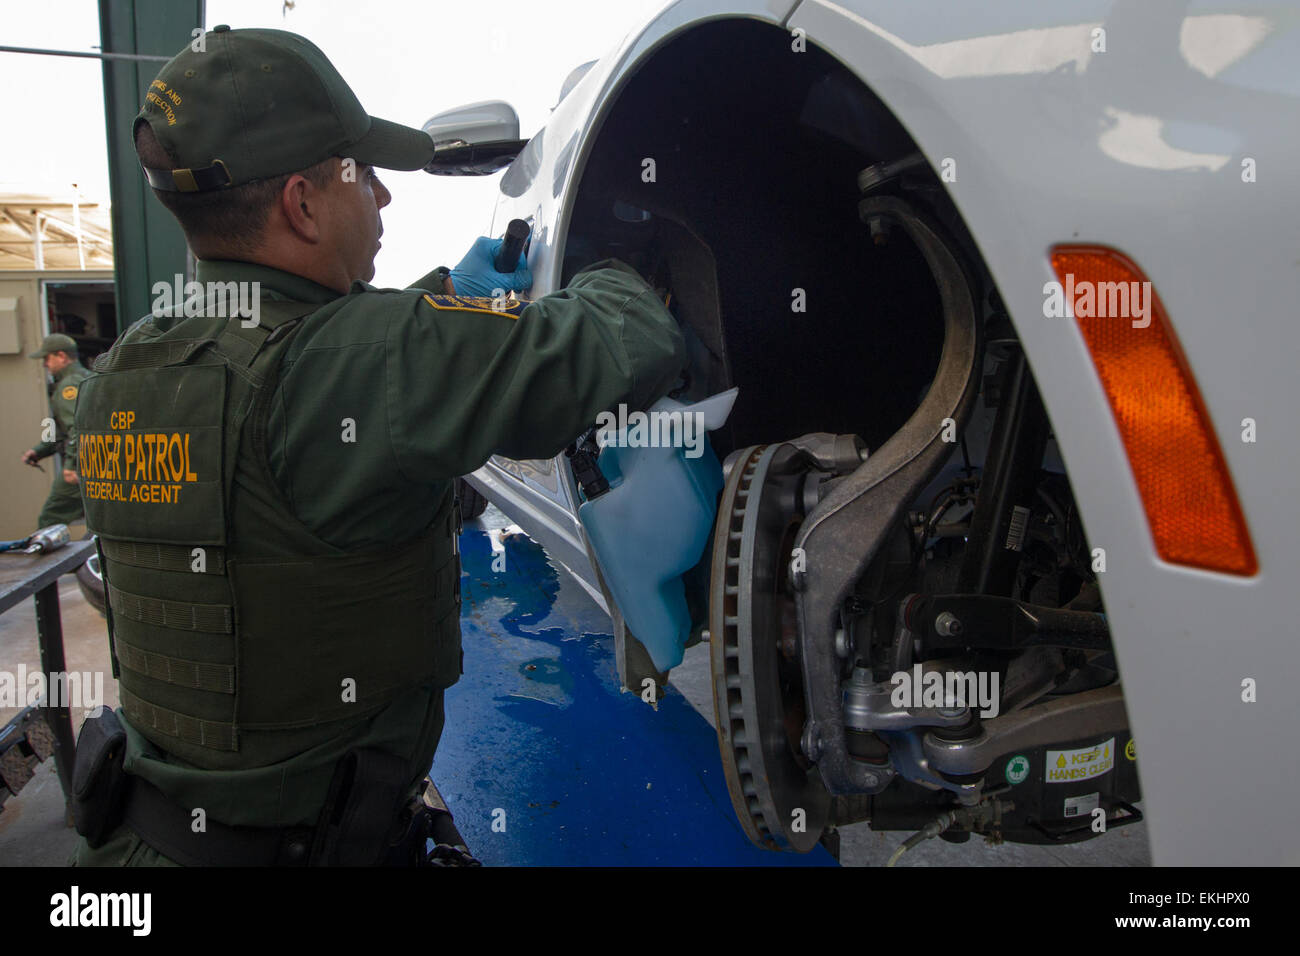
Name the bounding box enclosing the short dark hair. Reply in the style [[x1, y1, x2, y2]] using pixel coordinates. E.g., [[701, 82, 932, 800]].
[[134, 121, 334, 254]]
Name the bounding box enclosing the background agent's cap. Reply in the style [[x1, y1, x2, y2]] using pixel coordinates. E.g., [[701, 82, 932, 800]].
[[137, 25, 434, 192], [27, 334, 78, 359]]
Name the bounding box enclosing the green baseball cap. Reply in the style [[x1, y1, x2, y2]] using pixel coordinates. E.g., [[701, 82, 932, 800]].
[[137, 25, 434, 192], [28, 334, 78, 359]]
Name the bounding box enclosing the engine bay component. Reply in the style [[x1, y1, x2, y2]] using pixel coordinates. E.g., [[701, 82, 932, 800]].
[[923, 684, 1129, 778], [842, 664, 974, 732], [903, 593, 1111, 653], [885, 795, 1015, 866], [792, 195, 983, 795], [709, 443, 833, 851]]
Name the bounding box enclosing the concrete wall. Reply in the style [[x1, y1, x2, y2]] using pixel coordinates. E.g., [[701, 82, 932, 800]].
[[0, 269, 113, 539]]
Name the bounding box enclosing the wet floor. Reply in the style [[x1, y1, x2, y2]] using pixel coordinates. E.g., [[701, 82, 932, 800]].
[[434, 508, 833, 866]]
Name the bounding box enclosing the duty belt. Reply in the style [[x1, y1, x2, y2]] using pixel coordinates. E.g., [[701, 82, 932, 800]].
[[123, 775, 314, 866], [117, 769, 480, 866]]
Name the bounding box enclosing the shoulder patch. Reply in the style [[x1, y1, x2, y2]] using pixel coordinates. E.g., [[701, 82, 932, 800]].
[[61, 385, 78, 401], [422, 293, 528, 319]]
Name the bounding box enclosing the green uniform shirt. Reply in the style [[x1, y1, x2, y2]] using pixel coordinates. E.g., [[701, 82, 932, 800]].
[[113, 255, 687, 830], [34, 360, 90, 470]]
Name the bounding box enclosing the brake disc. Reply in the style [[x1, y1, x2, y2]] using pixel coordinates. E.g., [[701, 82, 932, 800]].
[[710, 444, 831, 851]]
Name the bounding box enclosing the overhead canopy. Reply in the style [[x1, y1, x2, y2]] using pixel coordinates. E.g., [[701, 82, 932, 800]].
[[0, 188, 113, 271]]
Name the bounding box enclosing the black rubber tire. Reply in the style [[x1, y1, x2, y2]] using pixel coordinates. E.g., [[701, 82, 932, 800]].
[[457, 477, 489, 520], [75, 543, 107, 618]]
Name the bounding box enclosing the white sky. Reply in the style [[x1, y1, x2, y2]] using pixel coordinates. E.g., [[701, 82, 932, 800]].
[[0, 0, 670, 286]]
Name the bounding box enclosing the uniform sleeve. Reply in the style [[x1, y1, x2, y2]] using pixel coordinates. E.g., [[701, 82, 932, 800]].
[[32, 441, 57, 460], [407, 265, 452, 294], [54, 384, 81, 469], [62, 419, 79, 471], [384, 258, 687, 481]]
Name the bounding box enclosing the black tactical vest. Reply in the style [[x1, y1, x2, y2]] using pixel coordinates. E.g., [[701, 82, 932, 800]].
[[76, 300, 462, 770]]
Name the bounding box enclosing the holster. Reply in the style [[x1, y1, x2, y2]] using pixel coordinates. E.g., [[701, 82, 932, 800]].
[[382, 777, 480, 867], [70, 709, 128, 848], [310, 748, 412, 866]]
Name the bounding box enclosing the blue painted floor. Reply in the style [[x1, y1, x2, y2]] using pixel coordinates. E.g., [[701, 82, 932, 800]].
[[431, 515, 835, 866]]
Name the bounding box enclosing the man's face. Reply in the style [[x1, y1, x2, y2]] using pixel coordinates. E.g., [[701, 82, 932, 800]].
[[320, 161, 392, 285], [43, 351, 72, 374]]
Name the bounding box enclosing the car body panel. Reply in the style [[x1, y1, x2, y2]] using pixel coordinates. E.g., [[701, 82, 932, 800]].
[[785, 0, 1300, 866]]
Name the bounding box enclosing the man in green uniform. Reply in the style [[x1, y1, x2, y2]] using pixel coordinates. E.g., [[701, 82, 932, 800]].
[[21, 333, 89, 529], [70, 26, 685, 865]]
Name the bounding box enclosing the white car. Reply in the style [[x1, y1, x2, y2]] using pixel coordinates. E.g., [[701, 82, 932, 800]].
[[426, 0, 1300, 866]]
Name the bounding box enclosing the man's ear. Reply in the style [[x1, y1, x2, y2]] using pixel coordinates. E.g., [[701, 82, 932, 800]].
[[279, 172, 326, 243]]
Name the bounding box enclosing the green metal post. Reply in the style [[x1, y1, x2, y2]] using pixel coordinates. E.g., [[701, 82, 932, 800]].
[[99, 1, 204, 334]]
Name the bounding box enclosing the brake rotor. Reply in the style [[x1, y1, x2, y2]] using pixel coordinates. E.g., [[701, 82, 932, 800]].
[[710, 444, 831, 851]]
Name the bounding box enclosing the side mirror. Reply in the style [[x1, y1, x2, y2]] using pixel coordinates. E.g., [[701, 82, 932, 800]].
[[422, 100, 529, 176]]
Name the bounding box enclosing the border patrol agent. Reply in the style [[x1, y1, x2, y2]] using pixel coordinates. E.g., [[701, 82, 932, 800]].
[[70, 27, 686, 865], [21, 333, 89, 529]]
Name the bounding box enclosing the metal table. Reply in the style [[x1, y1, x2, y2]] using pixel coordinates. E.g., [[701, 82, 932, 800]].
[[0, 538, 97, 806]]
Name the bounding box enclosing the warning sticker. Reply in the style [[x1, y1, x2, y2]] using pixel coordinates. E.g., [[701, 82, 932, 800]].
[[1063, 792, 1100, 818], [1045, 738, 1115, 784]]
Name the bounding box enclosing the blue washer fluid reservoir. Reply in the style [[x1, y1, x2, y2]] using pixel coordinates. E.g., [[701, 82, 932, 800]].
[[578, 388, 739, 673]]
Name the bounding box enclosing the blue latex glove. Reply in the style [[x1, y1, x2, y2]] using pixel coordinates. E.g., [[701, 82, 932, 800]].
[[448, 236, 532, 298]]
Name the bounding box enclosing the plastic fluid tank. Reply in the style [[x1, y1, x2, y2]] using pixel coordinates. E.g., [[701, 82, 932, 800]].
[[578, 388, 739, 672]]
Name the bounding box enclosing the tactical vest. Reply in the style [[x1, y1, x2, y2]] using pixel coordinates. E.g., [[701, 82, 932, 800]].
[[76, 301, 462, 770]]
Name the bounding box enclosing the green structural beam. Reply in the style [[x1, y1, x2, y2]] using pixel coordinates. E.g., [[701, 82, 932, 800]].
[[99, 0, 204, 334]]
